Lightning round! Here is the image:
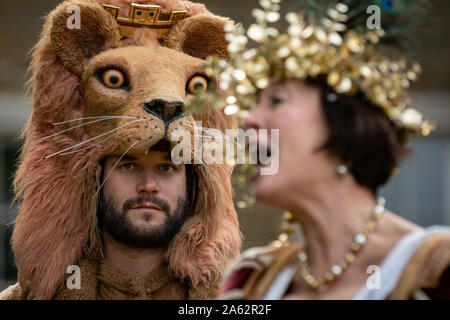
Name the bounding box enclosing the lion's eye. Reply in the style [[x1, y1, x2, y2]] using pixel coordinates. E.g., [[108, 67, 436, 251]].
[[186, 75, 209, 94], [102, 69, 125, 88]]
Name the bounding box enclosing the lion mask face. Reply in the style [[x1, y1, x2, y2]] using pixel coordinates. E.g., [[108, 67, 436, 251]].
[[49, 0, 230, 157], [81, 46, 203, 156]]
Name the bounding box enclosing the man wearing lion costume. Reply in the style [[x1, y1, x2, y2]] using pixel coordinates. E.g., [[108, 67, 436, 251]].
[[0, 0, 241, 300]]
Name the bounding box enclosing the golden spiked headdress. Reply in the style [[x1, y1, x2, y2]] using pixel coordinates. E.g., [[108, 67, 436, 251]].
[[102, 3, 187, 38], [188, 0, 435, 135]]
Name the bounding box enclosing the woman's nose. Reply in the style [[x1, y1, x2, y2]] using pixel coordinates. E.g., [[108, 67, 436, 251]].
[[244, 107, 262, 130]]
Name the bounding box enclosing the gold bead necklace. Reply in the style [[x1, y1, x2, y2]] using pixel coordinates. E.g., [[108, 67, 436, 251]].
[[277, 197, 386, 293]]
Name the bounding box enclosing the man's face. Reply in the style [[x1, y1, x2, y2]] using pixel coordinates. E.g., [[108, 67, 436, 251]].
[[99, 150, 188, 249]]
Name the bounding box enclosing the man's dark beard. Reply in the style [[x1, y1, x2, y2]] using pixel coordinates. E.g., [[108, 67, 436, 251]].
[[98, 193, 189, 249]]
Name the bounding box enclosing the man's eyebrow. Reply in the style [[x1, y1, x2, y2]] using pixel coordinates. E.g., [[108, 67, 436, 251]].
[[112, 153, 174, 162], [162, 153, 172, 161], [117, 155, 138, 162]]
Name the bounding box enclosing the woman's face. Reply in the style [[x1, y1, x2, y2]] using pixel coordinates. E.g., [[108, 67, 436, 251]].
[[244, 79, 337, 208]]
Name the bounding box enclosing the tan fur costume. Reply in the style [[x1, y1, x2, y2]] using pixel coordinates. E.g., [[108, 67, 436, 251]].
[[1, 0, 241, 299]]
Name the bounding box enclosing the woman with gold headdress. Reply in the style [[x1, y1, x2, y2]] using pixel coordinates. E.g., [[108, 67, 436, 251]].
[[191, 0, 450, 299]]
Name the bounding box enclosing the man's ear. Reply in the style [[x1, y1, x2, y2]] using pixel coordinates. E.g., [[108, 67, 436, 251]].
[[165, 14, 231, 60], [50, 0, 121, 77]]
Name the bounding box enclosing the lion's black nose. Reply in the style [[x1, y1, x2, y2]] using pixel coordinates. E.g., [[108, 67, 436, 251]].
[[143, 99, 185, 122]]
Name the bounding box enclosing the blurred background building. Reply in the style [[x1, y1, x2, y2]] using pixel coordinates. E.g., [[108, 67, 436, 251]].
[[0, 0, 449, 290]]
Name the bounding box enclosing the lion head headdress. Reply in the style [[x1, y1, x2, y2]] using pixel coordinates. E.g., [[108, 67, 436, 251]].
[[12, 0, 241, 299]]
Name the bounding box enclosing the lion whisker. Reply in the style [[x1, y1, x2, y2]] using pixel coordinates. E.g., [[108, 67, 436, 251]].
[[52, 115, 138, 125], [192, 134, 231, 141], [193, 127, 231, 139], [59, 128, 136, 156], [182, 123, 234, 141], [45, 116, 139, 139], [189, 149, 218, 203], [45, 118, 147, 159], [93, 140, 140, 199]]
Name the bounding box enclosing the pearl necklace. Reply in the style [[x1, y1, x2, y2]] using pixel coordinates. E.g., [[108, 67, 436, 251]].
[[277, 197, 386, 293]]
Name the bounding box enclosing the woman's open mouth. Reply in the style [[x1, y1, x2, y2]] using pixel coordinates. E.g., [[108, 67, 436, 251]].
[[249, 139, 272, 182]]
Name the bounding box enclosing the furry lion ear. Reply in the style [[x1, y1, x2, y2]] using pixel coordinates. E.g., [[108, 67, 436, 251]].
[[50, 1, 121, 76], [166, 14, 231, 60]]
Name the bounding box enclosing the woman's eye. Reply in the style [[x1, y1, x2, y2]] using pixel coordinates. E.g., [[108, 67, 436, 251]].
[[186, 75, 209, 94], [269, 96, 284, 107], [159, 163, 175, 173], [102, 69, 126, 88]]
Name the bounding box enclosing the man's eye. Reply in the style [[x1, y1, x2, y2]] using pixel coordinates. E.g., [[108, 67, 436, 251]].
[[159, 163, 176, 173], [119, 163, 136, 171]]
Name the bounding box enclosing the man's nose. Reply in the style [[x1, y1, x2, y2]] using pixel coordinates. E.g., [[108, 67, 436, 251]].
[[136, 171, 160, 195], [143, 99, 185, 122]]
